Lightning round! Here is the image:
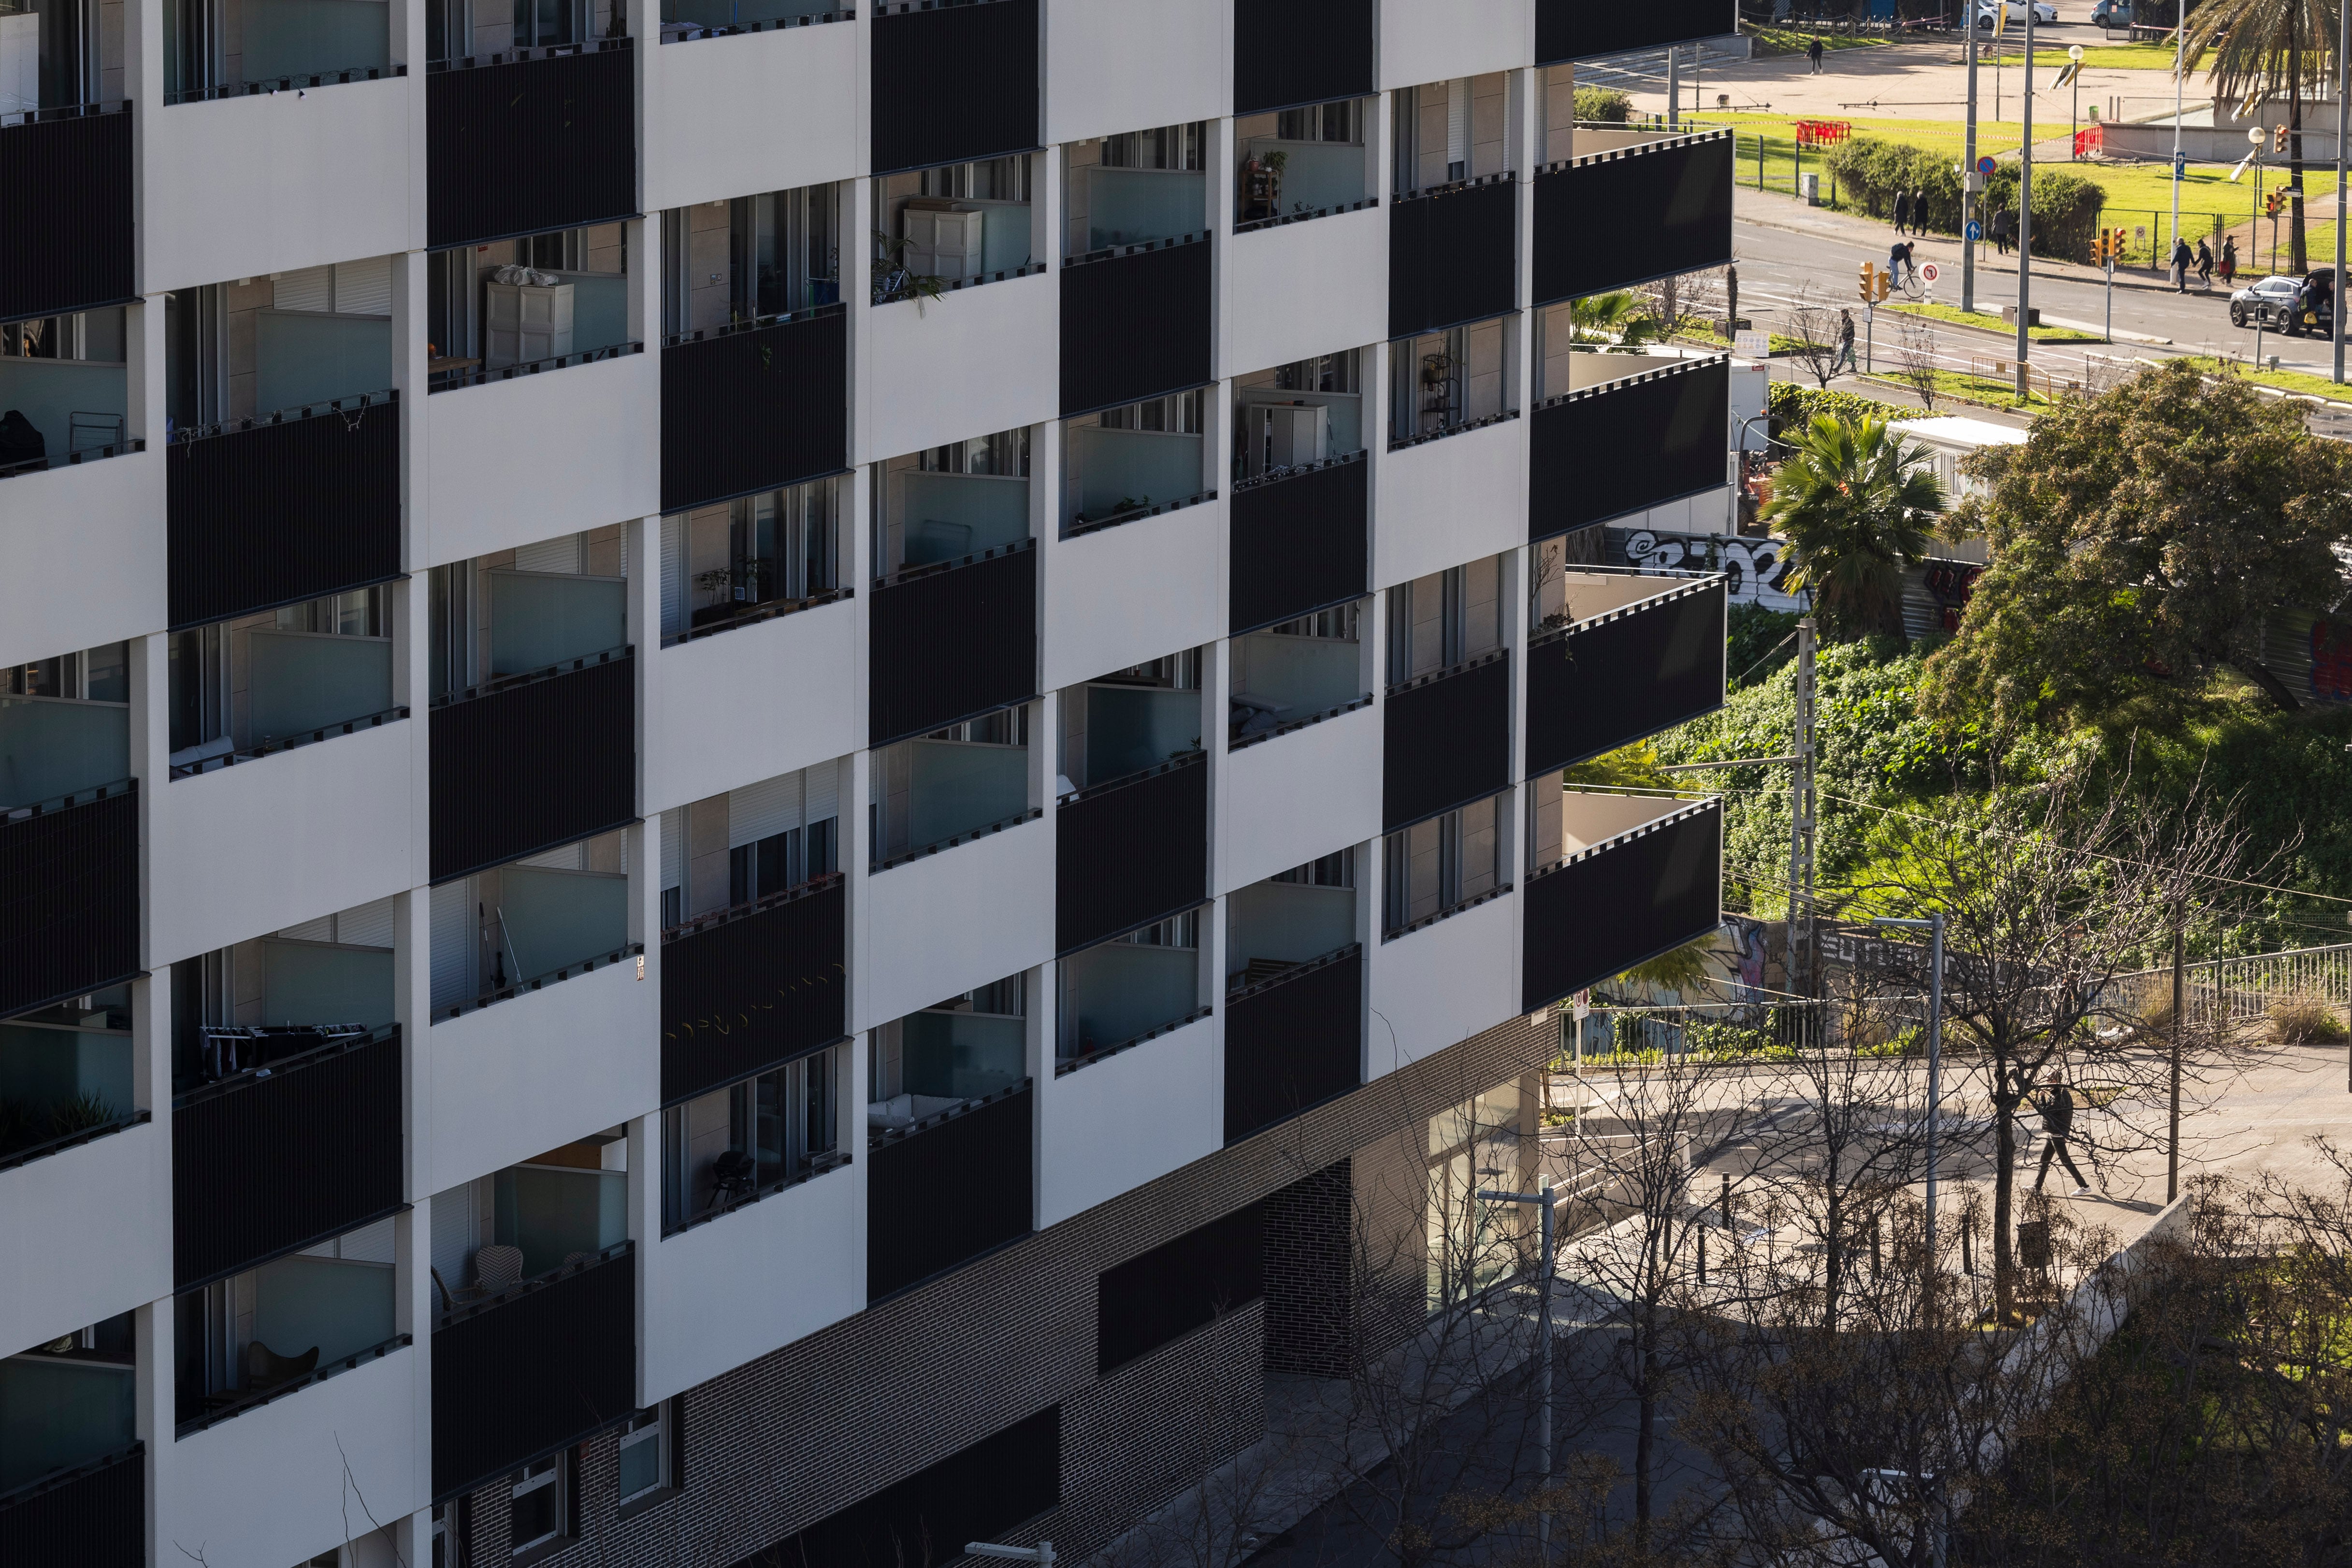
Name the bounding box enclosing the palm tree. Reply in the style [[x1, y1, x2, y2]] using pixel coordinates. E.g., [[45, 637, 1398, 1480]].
[[1568, 290, 1668, 349], [2182, 0, 2336, 273], [1761, 414, 1944, 642]]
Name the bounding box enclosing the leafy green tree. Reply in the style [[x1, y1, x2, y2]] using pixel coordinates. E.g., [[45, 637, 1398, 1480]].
[[1924, 360, 2352, 734], [1761, 414, 1943, 643]]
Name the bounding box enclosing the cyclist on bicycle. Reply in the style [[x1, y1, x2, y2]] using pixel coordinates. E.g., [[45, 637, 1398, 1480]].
[[1887, 240, 1918, 292]]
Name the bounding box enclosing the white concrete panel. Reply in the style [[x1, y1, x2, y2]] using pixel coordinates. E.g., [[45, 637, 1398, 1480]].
[[639, 1162, 860, 1401], [162, 1346, 421, 1568], [862, 273, 1058, 464], [1040, 502, 1222, 690], [1218, 700, 1380, 894], [147, 719, 418, 967], [1366, 889, 1518, 1076], [1377, 0, 1529, 89], [1037, 1014, 1220, 1228], [424, 959, 658, 1193], [1372, 417, 1527, 590], [0, 451, 163, 669], [420, 351, 660, 570], [643, 23, 860, 212], [0, 1121, 170, 1353], [859, 816, 1053, 1029], [1220, 206, 1387, 378], [142, 80, 416, 292], [1044, 0, 1225, 144], [646, 601, 860, 813]]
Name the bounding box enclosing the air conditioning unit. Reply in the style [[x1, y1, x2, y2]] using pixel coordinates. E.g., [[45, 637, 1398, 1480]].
[[483, 280, 575, 370], [1251, 403, 1328, 475], [902, 201, 987, 283]]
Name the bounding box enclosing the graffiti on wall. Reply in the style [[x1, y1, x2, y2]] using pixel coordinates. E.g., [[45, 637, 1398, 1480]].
[[1614, 530, 1809, 613]]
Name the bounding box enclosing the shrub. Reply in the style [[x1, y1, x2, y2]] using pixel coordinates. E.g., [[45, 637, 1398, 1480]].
[[1822, 136, 2106, 261], [1766, 380, 1905, 439], [1574, 86, 1633, 124], [2270, 996, 2350, 1044], [47, 1093, 118, 1138]]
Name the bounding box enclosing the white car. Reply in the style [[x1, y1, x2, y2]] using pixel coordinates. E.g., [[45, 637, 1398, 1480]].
[[1974, 0, 2059, 24]]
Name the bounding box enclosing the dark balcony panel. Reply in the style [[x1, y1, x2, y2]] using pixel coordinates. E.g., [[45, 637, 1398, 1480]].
[[0, 1444, 144, 1568], [166, 397, 402, 630], [1532, 134, 1733, 304], [426, 43, 636, 248], [1225, 946, 1360, 1144], [870, 0, 1039, 174], [868, 543, 1036, 746], [1098, 1204, 1264, 1374], [660, 307, 848, 513], [1525, 579, 1725, 777], [661, 876, 847, 1107], [172, 1027, 404, 1290], [0, 105, 134, 322], [761, 1408, 1061, 1567], [868, 1083, 1032, 1301], [1521, 800, 1721, 1014], [1233, 0, 1373, 113], [1229, 455, 1367, 634], [428, 653, 635, 884], [432, 1247, 636, 1500], [1387, 177, 1517, 341], [1529, 357, 1728, 541], [1383, 654, 1509, 833], [1060, 238, 1212, 417], [0, 783, 138, 1021], [1536, 0, 1734, 63], [1056, 755, 1207, 954]]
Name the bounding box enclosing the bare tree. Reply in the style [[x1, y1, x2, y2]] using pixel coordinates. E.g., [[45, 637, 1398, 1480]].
[[1777, 282, 1852, 390], [1890, 316, 1942, 412], [1643, 268, 1724, 350]]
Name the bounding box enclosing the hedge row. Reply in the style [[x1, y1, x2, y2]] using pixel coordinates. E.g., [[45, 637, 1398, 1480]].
[[1822, 135, 2106, 262], [1574, 86, 1633, 124], [1766, 380, 1907, 438]]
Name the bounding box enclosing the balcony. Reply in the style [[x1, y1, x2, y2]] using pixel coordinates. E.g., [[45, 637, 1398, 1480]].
[[869, 543, 1037, 746], [172, 1026, 403, 1290], [0, 1315, 139, 1568], [0, 105, 135, 321], [431, 824, 635, 1020], [1060, 237, 1212, 417], [1521, 792, 1721, 1013], [1388, 174, 1516, 341], [433, 1243, 637, 1498], [1532, 130, 1733, 304], [1064, 405, 1212, 539], [1055, 910, 1207, 1074], [0, 986, 138, 1177], [1383, 652, 1509, 832], [1230, 455, 1367, 634], [1225, 945, 1361, 1143], [661, 874, 847, 1105], [0, 342, 131, 485], [1529, 354, 1728, 541], [661, 305, 848, 513], [165, 397, 401, 629], [1229, 604, 1369, 752], [870, 0, 1039, 174], [426, 43, 637, 248], [1525, 573, 1725, 777], [429, 650, 636, 884], [1536, 0, 1733, 65], [0, 1441, 141, 1568], [0, 784, 137, 1021], [868, 1079, 1032, 1299], [1233, 0, 1373, 114], [1057, 755, 1207, 954]]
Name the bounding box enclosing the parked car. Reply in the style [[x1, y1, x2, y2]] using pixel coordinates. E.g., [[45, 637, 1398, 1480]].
[[1972, 0, 2058, 24], [2230, 270, 2336, 334], [2089, 0, 2129, 25]]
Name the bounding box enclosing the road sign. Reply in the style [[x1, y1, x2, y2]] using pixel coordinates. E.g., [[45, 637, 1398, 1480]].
[[1966, 220, 1983, 240], [2135, 224, 2147, 239], [1920, 262, 1940, 283], [1977, 155, 1997, 176]]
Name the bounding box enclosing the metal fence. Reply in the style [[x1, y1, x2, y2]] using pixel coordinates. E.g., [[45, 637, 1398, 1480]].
[[2102, 941, 2352, 1031]]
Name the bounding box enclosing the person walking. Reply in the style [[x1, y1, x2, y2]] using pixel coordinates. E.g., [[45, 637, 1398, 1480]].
[[1833, 307, 1858, 373], [2220, 234, 2239, 286], [1808, 34, 1825, 72], [1911, 187, 1929, 236], [2169, 235, 2193, 293], [2195, 237, 2214, 290], [1893, 187, 1912, 233], [2030, 1074, 2093, 1195], [1990, 206, 2012, 256]]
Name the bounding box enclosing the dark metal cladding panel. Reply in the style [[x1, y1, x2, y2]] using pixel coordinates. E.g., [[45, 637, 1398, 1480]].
[[1059, 240, 1212, 416], [431, 1250, 637, 1500], [0, 785, 138, 1020], [660, 878, 848, 1106], [867, 1085, 1033, 1300], [1536, 0, 1737, 62], [0, 1444, 144, 1568], [1097, 1204, 1264, 1374], [428, 655, 636, 884], [868, 546, 1037, 746], [764, 1408, 1062, 1564], [1055, 757, 1207, 954], [426, 44, 636, 248], [1521, 802, 1722, 1014], [1533, 137, 1733, 304], [1529, 358, 1729, 540], [1229, 458, 1368, 634], [659, 308, 848, 514], [1387, 178, 1517, 341], [172, 1031, 404, 1289], [0, 106, 134, 322], [1524, 581, 1726, 777], [1233, 0, 1373, 113], [1381, 656, 1511, 832], [869, 0, 1039, 173], [1223, 948, 1361, 1144], [166, 399, 403, 630]]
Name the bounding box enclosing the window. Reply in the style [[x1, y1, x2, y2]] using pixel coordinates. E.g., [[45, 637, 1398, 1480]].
[[617, 1401, 677, 1508], [1383, 796, 1501, 936], [661, 1045, 846, 1231], [509, 1453, 570, 1555], [869, 976, 1027, 1131], [729, 817, 837, 906], [1385, 561, 1501, 687], [430, 1502, 458, 1568]]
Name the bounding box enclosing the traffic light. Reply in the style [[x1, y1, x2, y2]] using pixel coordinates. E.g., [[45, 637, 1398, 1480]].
[[1876, 266, 1891, 302], [2267, 190, 2282, 217], [2093, 231, 2112, 264], [2111, 227, 2129, 263], [2276, 122, 2292, 153], [1860, 261, 1878, 303]]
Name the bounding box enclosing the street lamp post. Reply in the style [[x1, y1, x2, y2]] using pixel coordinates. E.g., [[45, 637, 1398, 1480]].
[[2337, 0, 2349, 382], [1871, 913, 1946, 1298], [1963, 0, 1982, 312], [2016, 0, 2036, 397], [1478, 1177, 1559, 1554]]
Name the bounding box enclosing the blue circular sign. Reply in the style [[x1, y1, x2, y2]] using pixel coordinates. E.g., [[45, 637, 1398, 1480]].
[[1977, 156, 1998, 175], [1967, 220, 1984, 239]]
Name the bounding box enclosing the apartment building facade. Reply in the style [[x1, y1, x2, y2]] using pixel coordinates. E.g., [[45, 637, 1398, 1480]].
[[0, 0, 1737, 1561]]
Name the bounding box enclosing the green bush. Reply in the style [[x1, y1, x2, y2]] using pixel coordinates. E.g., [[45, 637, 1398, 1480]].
[[1823, 136, 2106, 261], [1574, 86, 1632, 124], [1766, 380, 1906, 439]]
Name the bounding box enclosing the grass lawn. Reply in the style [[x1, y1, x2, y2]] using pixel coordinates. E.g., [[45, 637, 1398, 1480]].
[[1746, 24, 1888, 52], [1860, 367, 2058, 409], [2178, 353, 2352, 402], [2024, 42, 2181, 68], [1884, 299, 2107, 342]]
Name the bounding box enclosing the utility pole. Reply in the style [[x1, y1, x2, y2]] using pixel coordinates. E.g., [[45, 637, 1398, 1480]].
[[1786, 617, 1818, 999], [2169, 918, 2184, 1203], [2016, 0, 2036, 398], [1667, 44, 1679, 130], [2172, 0, 2185, 261], [2336, 0, 2348, 382], [1963, 4, 1982, 312], [1479, 1179, 1559, 1555]]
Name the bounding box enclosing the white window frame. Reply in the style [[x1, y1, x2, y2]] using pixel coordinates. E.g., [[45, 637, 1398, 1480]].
[[616, 1401, 671, 1506], [509, 1454, 567, 1555]]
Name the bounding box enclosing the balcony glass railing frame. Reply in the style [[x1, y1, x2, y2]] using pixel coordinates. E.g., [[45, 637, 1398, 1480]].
[[164, 62, 406, 106], [0, 101, 138, 323], [659, 4, 855, 43], [1530, 128, 1735, 306], [660, 870, 849, 1103], [175, 1329, 411, 1438], [1, 778, 141, 1021], [430, 338, 642, 394], [1227, 692, 1370, 755], [660, 582, 852, 649], [0, 1439, 144, 1563], [170, 704, 409, 779], [1234, 192, 1377, 237]]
